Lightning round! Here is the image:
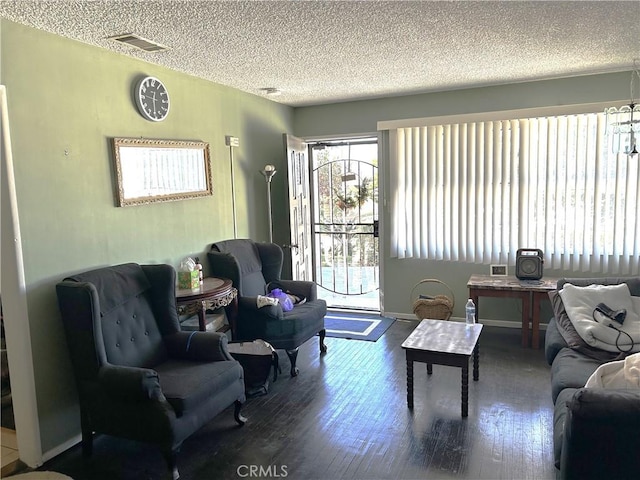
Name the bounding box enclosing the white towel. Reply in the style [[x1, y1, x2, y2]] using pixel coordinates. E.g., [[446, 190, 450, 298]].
[[256, 295, 278, 308], [585, 352, 640, 388], [559, 283, 640, 353]]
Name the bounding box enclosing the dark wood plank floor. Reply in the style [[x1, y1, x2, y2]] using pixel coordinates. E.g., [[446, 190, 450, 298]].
[[36, 319, 556, 480]]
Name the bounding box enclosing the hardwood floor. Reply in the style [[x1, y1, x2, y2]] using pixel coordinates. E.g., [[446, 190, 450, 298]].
[[34, 319, 556, 480]]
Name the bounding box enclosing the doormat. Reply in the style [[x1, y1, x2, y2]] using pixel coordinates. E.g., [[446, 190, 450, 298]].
[[324, 312, 395, 342]]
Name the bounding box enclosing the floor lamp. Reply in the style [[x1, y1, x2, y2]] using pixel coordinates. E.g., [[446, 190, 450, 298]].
[[260, 164, 276, 242]]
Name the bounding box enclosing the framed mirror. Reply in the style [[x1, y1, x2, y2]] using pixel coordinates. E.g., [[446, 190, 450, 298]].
[[112, 137, 212, 206]]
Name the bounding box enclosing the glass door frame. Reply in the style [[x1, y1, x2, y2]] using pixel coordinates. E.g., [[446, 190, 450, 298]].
[[308, 136, 380, 311]]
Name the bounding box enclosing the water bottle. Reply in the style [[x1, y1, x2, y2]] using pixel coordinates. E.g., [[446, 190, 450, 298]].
[[465, 298, 476, 325], [194, 257, 204, 285]]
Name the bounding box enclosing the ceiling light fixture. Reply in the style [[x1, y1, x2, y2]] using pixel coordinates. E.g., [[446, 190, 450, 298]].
[[260, 87, 281, 96], [605, 61, 640, 156]]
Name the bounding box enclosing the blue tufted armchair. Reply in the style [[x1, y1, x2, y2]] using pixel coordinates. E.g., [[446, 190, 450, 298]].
[[208, 239, 327, 376], [56, 263, 246, 479]]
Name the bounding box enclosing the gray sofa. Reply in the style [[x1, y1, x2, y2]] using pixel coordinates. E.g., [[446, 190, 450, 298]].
[[545, 276, 640, 480]]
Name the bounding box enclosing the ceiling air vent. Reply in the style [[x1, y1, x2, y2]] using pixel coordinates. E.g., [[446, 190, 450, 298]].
[[108, 34, 169, 53]]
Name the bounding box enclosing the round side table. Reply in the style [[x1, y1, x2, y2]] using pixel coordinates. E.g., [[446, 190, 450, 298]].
[[176, 277, 237, 333]]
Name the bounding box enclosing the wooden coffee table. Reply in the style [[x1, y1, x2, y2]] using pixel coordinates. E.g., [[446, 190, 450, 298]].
[[401, 319, 483, 417]]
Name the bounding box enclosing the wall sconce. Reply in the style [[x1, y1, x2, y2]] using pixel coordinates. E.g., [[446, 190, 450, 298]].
[[260, 164, 277, 242]]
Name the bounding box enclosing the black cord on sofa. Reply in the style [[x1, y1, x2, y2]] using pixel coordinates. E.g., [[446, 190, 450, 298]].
[[592, 308, 634, 353]]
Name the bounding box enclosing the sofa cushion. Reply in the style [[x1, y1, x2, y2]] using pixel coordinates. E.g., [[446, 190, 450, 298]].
[[155, 359, 244, 416], [553, 387, 578, 469], [550, 348, 604, 403], [560, 388, 640, 479], [263, 300, 326, 350], [265, 301, 325, 337], [553, 387, 640, 472], [544, 315, 567, 366]]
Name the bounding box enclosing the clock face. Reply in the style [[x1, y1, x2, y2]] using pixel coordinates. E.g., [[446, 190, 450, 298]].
[[135, 76, 170, 121]]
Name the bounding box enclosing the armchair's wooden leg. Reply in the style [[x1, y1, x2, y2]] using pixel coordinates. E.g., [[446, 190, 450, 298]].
[[286, 348, 300, 377], [80, 409, 93, 458], [272, 351, 281, 382], [319, 329, 328, 353], [234, 400, 247, 425], [163, 448, 180, 480]]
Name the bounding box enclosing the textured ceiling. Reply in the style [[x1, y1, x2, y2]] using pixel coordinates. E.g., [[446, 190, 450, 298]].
[[1, 0, 639, 107]]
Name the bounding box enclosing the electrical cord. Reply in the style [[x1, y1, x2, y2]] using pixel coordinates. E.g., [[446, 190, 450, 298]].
[[592, 308, 634, 353]]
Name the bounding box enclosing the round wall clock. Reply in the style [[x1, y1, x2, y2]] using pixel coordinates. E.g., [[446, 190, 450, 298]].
[[135, 76, 170, 121]]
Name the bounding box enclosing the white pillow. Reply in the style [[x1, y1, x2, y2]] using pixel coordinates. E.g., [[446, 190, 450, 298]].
[[559, 283, 639, 325], [632, 296, 640, 318]]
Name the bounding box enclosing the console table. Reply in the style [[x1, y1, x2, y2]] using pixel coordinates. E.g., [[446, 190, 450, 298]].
[[467, 274, 558, 349], [176, 277, 237, 334]]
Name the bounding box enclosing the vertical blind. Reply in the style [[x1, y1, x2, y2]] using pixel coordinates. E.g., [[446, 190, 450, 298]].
[[390, 112, 640, 274]]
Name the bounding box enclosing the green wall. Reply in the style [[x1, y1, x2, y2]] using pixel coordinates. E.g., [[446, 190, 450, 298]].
[[294, 71, 632, 320], [1, 20, 293, 455]]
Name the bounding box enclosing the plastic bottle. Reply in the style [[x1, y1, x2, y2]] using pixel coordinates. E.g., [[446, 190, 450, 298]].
[[194, 257, 204, 285], [465, 298, 476, 325]]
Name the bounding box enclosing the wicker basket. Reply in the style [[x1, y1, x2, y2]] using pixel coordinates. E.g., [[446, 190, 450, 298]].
[[410, 279, 455, 321]]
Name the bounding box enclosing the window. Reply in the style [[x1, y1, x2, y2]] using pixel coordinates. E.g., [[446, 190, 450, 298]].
[[389, 112, 639, 274]]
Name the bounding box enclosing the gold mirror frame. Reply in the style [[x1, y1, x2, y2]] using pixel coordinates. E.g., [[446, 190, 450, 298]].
[[112, 138, 212, 206]]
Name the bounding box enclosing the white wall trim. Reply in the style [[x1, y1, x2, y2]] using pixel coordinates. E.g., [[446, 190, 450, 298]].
[[42, 434, 81, 463], [1, 85, 43, 468]]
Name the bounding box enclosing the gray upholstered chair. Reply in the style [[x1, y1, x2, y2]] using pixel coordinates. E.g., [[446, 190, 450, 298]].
[[208, 239, 327, 376], [56, 263, 246, 480]]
